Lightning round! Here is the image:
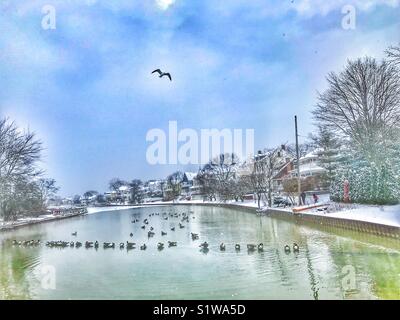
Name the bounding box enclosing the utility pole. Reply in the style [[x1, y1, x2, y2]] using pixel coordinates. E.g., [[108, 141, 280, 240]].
[[295, 116, 301, 205]]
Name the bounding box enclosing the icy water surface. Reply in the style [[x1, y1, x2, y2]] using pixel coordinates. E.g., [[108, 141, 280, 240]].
[[1, 205, 399, 299]]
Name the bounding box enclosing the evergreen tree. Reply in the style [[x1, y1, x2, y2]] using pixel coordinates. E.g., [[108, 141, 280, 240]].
[[129, 179, 144, 204], [309, 126, 343, 188], [330, 145, 400, 205]]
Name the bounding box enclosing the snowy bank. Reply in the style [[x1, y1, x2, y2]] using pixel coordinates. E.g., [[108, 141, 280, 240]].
[[0, 210, 86, 231], [303, 204, 400, 228]]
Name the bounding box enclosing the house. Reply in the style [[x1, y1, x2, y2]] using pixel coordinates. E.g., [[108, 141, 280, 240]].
[[272, 158, 295, 191], [190, 173, 203, 197], [250, 146, 295, 192], [104, 190, 118, 203], [289, 149, 326, 178], [104, 185, 131, 204], [181, 172, 197, 195], [118, 185, 131, 203], [147, 180, 164, 197], [286, 149, 327, 191], [142, 179, 164, 202]]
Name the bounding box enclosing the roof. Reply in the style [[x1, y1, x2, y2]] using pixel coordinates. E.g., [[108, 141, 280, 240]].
[[300, 148, 323, 160], [184, 172, 197, 181], [299, 162, 326, 174]]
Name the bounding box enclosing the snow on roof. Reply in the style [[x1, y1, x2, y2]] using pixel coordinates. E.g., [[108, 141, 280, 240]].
[[299, 162, 326, 174], [301, 148, 323, 160], [184, 172, 197, 181], [118, 186, 130, 192]]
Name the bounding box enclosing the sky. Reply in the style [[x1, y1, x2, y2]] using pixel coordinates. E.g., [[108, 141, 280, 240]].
[[0, 0, 399, 196]]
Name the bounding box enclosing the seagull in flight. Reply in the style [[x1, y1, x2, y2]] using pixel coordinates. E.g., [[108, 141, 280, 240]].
[[151, 69, 172, 81]]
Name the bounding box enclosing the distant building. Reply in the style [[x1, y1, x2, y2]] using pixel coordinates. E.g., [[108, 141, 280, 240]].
[[118, 185, 131, 203], [250, 147, 295, 192], [104, 190, 117, 202], [143, 179, 164, 201], [104, 185, 131, 204], [61, 197, 73, 205], [181, 172, 197, 194], [289, 149, 326, 178], [287, 149, 327, 191]]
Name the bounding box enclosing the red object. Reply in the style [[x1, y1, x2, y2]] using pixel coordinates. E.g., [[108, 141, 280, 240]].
[[344, 180, 350, 202]]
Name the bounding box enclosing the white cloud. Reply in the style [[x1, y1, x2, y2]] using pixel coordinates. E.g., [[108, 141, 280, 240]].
[[156, 0, 175, 10]]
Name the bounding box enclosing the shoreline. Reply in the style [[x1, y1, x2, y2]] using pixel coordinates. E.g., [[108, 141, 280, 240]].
[[0, 209, 87, 232], [1, 201, 399, 239], [90, 200, 400, 239]]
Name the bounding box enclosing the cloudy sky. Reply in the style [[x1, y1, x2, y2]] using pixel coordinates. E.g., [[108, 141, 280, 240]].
[[0, 0, 399, 195]]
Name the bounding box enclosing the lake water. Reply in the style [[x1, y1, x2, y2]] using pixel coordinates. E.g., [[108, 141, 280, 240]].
[[1, 205, 399, 299]]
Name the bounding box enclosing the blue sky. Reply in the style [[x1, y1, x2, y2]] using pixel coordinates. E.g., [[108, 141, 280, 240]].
[[0, 0, 399, 196]]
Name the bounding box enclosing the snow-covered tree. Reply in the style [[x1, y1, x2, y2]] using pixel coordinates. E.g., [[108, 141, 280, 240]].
[[38, 178, 60, 209], [198, 153, 240, 202], [108, 178, 127, 191], [309, 126, 344, 188], [0, 118, 44, 220], [129, 179, 144, 204], [313, 57, 400, 157], [166, 171, 184, 201], [314, 57, 400, 205], [386, 44, 400, 67], [252, 147, 284, 208], [330, 144, 400, 204]]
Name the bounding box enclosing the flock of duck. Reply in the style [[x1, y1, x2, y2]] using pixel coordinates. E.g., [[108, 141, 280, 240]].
[[10, 210, 300, 254]]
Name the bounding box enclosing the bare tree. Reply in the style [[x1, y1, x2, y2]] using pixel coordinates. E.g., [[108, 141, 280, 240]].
[[251, 147, 285, 208], [313, 57, 400, 162], [286, 143, 313, 159], [0, 118, 43, 182], [197, 169, 217, 201], [0, 118, 43, 220], [386, 44, 400, 67], [129, 179, 144, 204], [37, 178, 60, 209], [108, 178, 127, 191], [232, 174, 252, 202], [246, 155, 267, 208], [199, 153, 239, 202], [282, 178, 298, 205]]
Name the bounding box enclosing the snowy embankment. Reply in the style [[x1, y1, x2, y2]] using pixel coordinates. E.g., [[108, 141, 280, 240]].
[[0, 211, 84, 231], [303, 204, 400, 227]]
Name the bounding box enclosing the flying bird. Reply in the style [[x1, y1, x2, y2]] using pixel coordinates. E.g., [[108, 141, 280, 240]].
[[151, 69, 172, 81]]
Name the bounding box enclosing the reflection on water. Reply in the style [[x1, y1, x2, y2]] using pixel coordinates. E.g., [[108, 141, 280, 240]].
[[0, 205, 399, 299]]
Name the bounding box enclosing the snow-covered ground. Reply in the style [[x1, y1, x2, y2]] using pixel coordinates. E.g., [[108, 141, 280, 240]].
[[304, 204, 400, 227], [0, 210, 85, 230]]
